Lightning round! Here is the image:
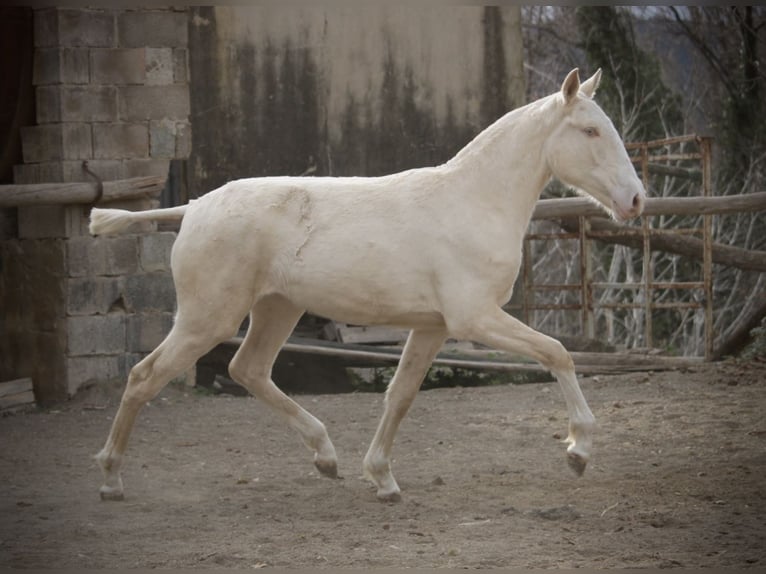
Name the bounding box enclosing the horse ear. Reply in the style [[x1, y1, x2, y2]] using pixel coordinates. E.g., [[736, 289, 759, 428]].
[[561, 68, 580, 104], [580, 68, 602, 99]]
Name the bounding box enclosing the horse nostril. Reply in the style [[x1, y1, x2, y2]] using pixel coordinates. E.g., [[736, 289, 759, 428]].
[[631, 193, 643, 213]]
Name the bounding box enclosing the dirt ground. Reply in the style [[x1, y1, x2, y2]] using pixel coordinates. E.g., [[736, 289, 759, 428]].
[[1, 359, 764, 569]]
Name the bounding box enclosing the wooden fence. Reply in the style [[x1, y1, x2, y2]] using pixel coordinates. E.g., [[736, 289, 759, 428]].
[[516, 135, 765, 362]]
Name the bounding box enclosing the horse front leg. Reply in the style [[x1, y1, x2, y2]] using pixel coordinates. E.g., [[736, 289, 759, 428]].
[[363, 326, 447, 501], [453, 306, 595, 475]]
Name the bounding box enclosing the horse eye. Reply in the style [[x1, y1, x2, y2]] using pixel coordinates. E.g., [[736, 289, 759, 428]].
[[583, 127, 600, 137]]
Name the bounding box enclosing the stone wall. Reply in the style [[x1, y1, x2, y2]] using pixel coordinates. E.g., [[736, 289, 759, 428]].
[[0, 7, 190, 403], [17, 7, 190, 184]]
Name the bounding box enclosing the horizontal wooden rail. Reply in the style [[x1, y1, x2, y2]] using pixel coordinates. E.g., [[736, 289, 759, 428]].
[[0, 175, 166, 207], [218, 336, 704, 375], [533, 191, 766, 220]]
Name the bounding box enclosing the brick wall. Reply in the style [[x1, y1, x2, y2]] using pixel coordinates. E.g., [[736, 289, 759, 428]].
[[0, 8, 191, 403]]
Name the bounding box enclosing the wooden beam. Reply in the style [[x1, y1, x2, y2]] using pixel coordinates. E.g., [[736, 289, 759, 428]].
[[0, 378, 35, 412], [218, 336, 703, 374], [0, 175, 166, 207], [558, 217, 766, 273], [533, 191, 766, 220]]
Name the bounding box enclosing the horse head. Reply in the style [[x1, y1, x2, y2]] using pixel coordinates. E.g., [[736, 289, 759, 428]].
[[544, 68, 646, 222]]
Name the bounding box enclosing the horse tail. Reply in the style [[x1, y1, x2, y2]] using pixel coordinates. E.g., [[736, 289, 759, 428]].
[[89, 204, 189, 236]]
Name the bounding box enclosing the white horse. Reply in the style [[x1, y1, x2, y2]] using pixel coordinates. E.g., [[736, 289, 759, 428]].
[[90, 68, 645, 502]]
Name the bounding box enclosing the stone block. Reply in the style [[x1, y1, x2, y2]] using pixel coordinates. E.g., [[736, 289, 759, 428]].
[[14, 162, 65, 184], [20, 123, 92, 163], [67, 314, 126, 356], [67, 235, 139, 277], [90, 48, 146, 85], [66, 276, 124, 315], [18, 205, 89, 239], [15, 160, 127, 184], [33, 48, 89, 85], [36, 85, 117, 123], [59, 9, 114, 47], [124, 158, 171, 178], [118, 10, 187, 48], [35, 8, 115, 48], [93, 122, 148, 160], [118, 85, 189, 121], [139, 232, 175, 272], [64, 159, 125, 182], [149, 119, 176, 158], [67, 355, 124, 395], [127, 312, 174, 353], [34, 85, 62, 124], [34, 9, 61, 48], [63, 86, 118, 122], [124, 273, 176, 312], [146, 48, 174, 85]]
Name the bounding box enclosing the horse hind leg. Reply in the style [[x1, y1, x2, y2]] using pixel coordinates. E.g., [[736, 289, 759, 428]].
[[95, 313, 243, 501], [363, 326, 447, 501], [227, 295, 338, 478]]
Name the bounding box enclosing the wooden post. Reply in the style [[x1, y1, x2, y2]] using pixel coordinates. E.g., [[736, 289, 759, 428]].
[[579, 215, 594, 339], [700, 137, 715, 361], [640, 144, 653, 350]]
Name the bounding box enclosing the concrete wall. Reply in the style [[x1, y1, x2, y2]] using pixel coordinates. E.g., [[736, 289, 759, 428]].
[[0, 7, 190, 403], [187, 5, 525, 196]]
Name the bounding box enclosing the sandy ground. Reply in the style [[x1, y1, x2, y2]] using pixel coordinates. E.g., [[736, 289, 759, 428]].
[[0, 359, 764, 569]]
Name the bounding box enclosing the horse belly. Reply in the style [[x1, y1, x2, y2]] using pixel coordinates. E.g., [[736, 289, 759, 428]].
[[279, 237, 444, 328]]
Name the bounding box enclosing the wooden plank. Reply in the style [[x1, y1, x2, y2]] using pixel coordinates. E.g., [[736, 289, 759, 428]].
[[0, 390, 35, 411], [0, 176, 166, 207], [335, 324, 409, 345], [533, 192, 766, 220], [0, 378, 33, 398]]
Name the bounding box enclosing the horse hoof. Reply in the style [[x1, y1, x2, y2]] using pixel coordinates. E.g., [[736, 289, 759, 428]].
[[315, 458, 338, 479], [99, 486, 124, 501], [567, 452, 587, 477], [376, 489, 402, 503]]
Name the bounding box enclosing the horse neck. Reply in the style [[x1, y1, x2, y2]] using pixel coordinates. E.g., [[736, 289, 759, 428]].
[[446, 94, 559, 220]]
